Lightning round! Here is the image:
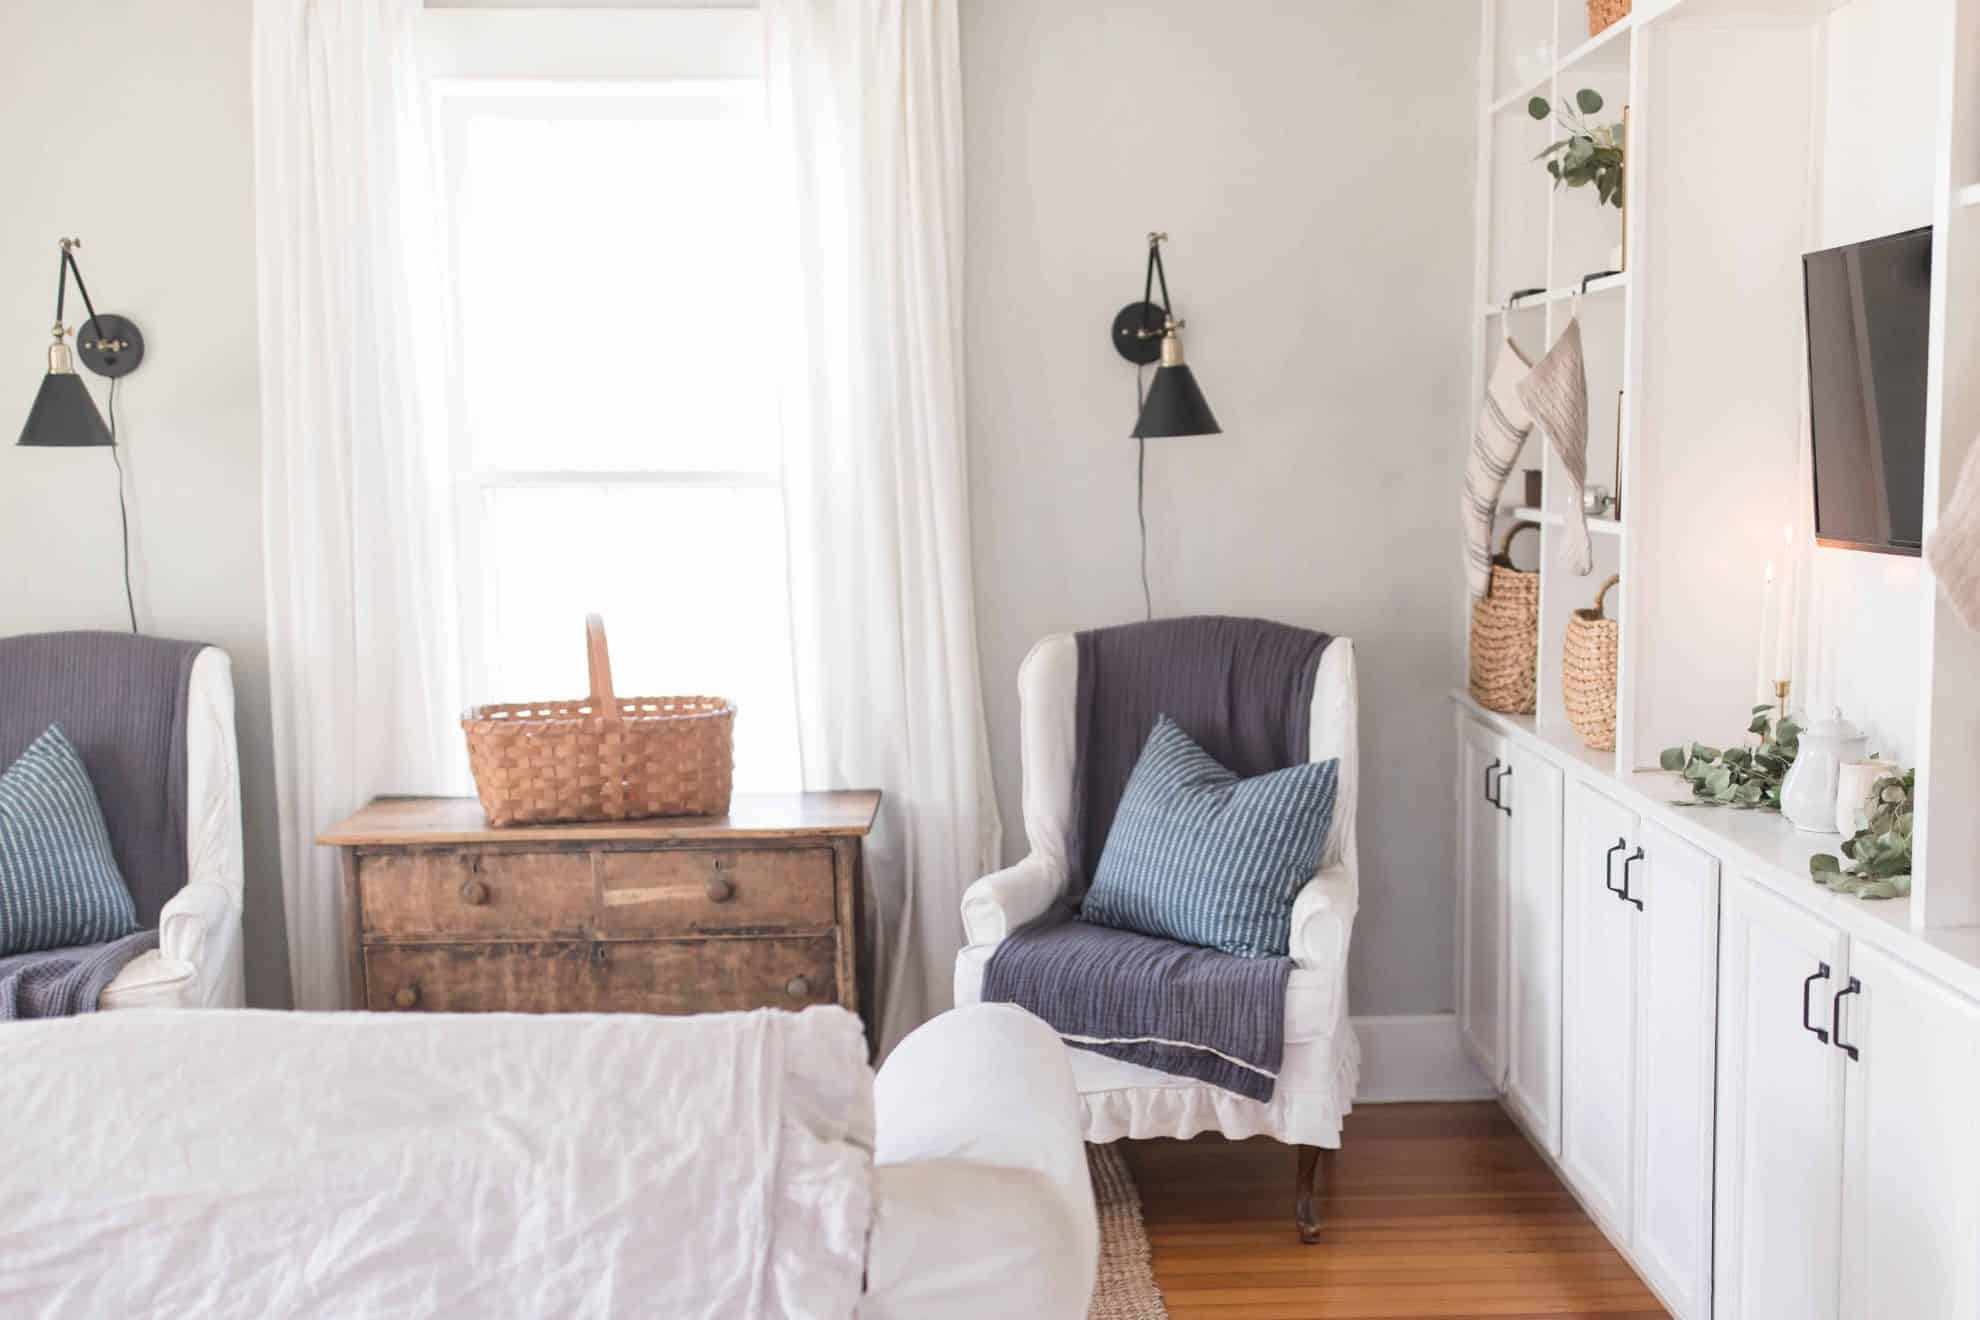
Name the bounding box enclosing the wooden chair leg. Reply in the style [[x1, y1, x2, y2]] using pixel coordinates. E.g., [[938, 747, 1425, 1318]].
[[1295, 1144, 1325, 1244]]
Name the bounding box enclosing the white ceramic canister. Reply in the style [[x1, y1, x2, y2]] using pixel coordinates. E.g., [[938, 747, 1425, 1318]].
[[1781, 711, 1871, 834], [1834, 759, 1887, 837]]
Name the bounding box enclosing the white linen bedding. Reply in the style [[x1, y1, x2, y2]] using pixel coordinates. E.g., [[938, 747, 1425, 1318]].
[[0, 1007, 873, 1319]]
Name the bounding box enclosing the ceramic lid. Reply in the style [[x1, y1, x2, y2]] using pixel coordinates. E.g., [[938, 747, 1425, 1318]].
[[1803, 708, 1865, 741]]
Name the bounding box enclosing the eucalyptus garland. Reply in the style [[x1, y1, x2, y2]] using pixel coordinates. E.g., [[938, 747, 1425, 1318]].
[[1659, 706, 1800, 810], [1810, 768, 1914, 901]]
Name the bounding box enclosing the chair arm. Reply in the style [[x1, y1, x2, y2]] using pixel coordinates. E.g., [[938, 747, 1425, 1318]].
[[864, 1005, 1096, 1319], [160, 880, 244, 1006], [960, 854, 1069, 946], [1290, 861, 1357, 971]]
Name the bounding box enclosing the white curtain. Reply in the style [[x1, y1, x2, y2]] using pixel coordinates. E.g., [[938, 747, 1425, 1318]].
[[253, 0, 462, 1010], [763, 0, 1002, 1055]]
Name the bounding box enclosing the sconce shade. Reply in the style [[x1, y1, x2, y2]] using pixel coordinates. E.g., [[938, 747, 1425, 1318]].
[[19, 368, 111, 448], [1133, 362, 1221, 439]]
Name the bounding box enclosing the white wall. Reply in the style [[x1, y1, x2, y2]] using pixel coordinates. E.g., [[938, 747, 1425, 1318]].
[[1, 3, 291, 1006], [962, 0, 1479, 1016], [1798, 0, 1943, 764]]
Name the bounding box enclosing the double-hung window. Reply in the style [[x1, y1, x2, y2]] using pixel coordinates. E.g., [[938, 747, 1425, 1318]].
[[425, 10, 799, 792]]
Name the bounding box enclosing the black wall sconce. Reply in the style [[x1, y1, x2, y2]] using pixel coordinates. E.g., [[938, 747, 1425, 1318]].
[[1111, 232, 1219, 619], [1112, 231, 1219, 439], [19, 238, 146, 630]]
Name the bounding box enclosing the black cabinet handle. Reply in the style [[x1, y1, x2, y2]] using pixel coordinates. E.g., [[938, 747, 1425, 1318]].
[[1802, 962, 1832, 1043], [1497, 766, 1514, 816], [1619, 847, 1645, 910], [1484, 759, 1503, 807], [1832, 977, 1862, 1061], [1604, 839, 1628, 897]]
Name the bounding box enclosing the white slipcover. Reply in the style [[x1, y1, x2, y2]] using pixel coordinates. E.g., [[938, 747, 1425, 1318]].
[[955, 633, 1360, 1147], [0, 1004, 1094, 1320], [99, 645, 246, 1010]]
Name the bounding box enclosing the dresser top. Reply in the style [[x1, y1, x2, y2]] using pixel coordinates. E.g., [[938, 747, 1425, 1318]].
[[318, 792, 882, 847]]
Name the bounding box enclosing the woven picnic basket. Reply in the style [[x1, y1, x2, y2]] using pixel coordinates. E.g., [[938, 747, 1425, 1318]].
[[1469, 521, 1540, 716], [462, 614, 734, 827], [1563, 574, 1621, 751], [1587, 0, 1631, 35]]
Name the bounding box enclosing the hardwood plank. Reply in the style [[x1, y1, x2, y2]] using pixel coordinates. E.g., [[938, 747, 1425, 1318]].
[[318, 791, 882, 846], [1130, 1102, 1667, 1319]]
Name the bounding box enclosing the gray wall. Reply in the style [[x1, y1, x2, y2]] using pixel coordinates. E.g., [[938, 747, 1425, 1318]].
[[2, 3, 292, 1007], [962, 0, 1478, 1016]]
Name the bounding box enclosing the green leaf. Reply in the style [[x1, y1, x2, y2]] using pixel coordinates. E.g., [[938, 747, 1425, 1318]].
[[1694, 745, 1722, 764], [1810, 853, 1842, 876], [1659, 748, 1686, 771], [1575, 88, 1604, 114], [1529, 96, 1551, 120]]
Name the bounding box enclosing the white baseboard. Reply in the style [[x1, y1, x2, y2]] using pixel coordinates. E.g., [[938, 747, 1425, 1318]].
[[1351, 1013, 1495, 1102]]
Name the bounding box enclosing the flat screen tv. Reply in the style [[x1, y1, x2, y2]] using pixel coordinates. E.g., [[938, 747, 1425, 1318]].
[[1803, 225, 1932, 556]]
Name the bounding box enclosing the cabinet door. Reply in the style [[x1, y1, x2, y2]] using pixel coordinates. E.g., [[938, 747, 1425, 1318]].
[[1839, 942, 1980, 1319], [1504, 745, 1564, 1156], [1714, 877, 1848, 1320], [1560, 779, 1638, 1237], [1630, 821, 1718, 1319], [1456, 715, 1510, 1086]]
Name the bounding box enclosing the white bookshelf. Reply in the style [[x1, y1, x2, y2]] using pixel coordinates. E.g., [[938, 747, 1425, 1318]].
[[1466, 0, 1980, 929]]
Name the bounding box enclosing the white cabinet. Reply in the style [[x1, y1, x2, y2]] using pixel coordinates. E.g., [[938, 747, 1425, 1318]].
[[1717, 876, 1980, 1320], [1561, 785, 1718, 1316], [1561, 778, 1639, 1236], [1839, 942, 1980, 1319], [1504, 744, 1563, 1156], [1715, 877, 1848, 1320], [1631, 820, 1718, 1320], [1457, 713, 1509, 1085]]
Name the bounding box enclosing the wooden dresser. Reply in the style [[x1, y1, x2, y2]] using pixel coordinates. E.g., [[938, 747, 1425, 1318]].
[[318, 792, 879, 1021]]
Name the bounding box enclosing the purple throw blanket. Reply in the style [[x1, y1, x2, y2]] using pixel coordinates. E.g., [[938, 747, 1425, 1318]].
[[985, 616, 1333, 1100], [0, 932, 159, 1019], [0, 632, 207, 1019]]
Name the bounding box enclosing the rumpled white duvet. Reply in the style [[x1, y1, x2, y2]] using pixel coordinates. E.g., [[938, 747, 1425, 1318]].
[[0, 1007, 874, 1319]]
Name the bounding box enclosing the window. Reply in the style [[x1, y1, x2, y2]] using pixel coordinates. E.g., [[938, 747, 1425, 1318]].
[[428, 14, 800, 792]]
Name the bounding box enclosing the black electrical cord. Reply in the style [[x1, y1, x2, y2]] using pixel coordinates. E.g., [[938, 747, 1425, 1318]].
[[1135, 364, 1151, 622], [107, 377, 137, 633]]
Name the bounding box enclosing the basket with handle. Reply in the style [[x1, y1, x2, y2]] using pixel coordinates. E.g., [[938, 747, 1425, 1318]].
[[461, 614, 735, 827], [1563, 574, 1621, 751], [1587, 0, 1631, 36], [1469, 520, 1540, 715]]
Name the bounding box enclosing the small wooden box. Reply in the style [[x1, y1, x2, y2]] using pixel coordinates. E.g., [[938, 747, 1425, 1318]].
[[319, 793, 879, 1021]]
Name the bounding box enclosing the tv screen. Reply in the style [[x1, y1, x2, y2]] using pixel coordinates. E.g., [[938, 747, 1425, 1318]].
[[1803, 226, 1932, 555]]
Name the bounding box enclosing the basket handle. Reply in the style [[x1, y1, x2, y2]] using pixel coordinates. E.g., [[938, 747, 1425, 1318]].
[[585, 614, 620, 724], [1495, 519, 1541, 567], [1592, 573, 1621, 617]]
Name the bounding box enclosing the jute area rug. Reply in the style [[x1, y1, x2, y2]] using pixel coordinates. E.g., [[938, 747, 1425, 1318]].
[[1087, 1144, 1169, 1320]]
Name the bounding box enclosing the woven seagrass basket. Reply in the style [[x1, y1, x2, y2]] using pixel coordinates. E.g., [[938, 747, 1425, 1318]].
[[1588, 0, 1631, 36], [1564, 574, 1621, 751], [1469, 521, 1540, 716], [462, 614, 735, 827]]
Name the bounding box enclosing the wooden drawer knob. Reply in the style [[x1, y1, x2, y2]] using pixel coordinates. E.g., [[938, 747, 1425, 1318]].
[[394, 985, 420, 1010], [706, 876, 735, 903], [460, 878, 491, 906], [785, 975, 810, 999]]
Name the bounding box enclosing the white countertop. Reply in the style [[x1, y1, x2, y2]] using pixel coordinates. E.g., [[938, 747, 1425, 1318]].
[[1454, 690, 1980, 1005]]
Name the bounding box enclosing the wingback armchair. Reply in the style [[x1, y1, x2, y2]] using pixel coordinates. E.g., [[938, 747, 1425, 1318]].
[[954, 628, 1358, 1241], [0, 634, 246, 1010]]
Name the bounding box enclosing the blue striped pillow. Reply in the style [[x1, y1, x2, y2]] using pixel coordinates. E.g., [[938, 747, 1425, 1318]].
[[0, 725, 140, 956], [1080, 716, 1339, 959]]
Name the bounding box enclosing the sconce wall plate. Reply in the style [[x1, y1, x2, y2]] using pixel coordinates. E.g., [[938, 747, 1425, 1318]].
[[75, 313, 144, 378], [1112, 300, 1168, 366]]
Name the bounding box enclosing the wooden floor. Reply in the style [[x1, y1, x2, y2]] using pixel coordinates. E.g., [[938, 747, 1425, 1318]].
[[1125, 1102, 1667, 1319]]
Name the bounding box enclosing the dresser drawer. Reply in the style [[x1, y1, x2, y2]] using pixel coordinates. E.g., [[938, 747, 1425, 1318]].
[[596, 848, 835, 936], [364, 936, 840, 1014], [357, 850, 593, 940]]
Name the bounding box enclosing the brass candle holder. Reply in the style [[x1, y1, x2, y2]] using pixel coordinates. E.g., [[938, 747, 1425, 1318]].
[[1774, 678, 1792, 725]]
